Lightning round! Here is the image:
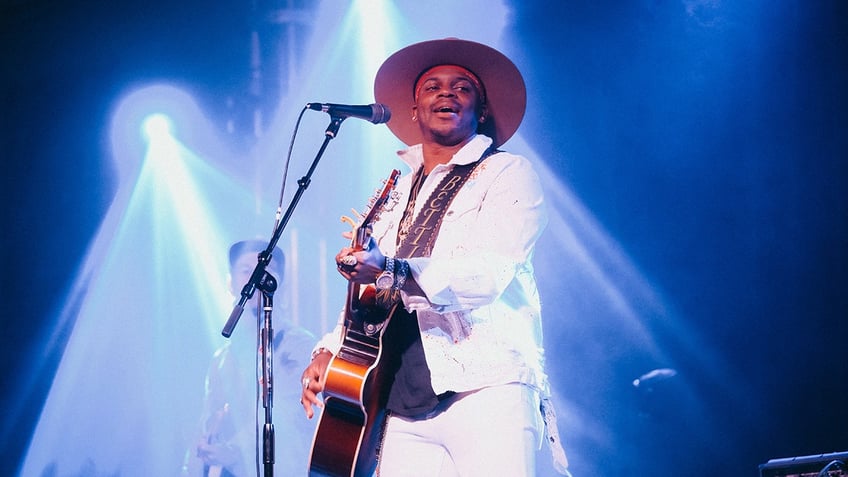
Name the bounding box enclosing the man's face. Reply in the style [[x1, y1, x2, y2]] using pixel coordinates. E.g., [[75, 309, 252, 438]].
[[413, 65, 486, 147]]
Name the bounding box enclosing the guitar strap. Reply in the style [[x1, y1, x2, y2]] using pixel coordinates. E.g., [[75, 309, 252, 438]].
[[395, 145, 499, 260]]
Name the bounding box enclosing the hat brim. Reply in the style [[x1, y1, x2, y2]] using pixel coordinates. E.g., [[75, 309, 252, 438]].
[[374, 38, 526, 148]]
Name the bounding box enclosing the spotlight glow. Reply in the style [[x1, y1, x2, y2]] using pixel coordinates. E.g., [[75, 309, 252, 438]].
[[18, 83, 273, 477], [142, 113, 173, 141]]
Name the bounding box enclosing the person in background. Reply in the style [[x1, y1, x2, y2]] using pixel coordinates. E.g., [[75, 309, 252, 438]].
[[300, 39, 570, 476], [189, 240, 316, 477]]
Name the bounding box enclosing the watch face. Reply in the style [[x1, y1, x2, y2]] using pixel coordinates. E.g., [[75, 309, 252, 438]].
[[376, 272, 394, 290]]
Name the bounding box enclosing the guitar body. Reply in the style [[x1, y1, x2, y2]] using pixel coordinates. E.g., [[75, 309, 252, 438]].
[[308, 302, 407, 477]]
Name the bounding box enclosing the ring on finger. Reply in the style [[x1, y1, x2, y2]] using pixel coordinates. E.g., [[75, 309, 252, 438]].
[[340, 255, 357, 267], [302, 377, 310, 389]]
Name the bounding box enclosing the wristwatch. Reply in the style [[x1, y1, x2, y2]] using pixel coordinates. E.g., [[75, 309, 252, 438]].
[[375, 257, 395, 290]]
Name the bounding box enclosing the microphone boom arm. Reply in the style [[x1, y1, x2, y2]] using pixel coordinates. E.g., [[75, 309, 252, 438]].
[[221, 115, 346, 338]]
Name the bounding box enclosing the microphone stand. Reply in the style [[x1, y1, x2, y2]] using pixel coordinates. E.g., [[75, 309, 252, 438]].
[[259, 286, 275, 477], [221, 115, 347, 477]]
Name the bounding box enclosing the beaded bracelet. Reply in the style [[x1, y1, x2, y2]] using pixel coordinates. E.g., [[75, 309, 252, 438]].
[[393, 258, 409, 291]]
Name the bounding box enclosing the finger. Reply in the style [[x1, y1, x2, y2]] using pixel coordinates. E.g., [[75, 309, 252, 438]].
[[301, 388, 324, 419], [340, 254, 358, 267], [307, 391, 325, 410], [334, 249, 346, 262], [336, 248, 357, 266], [300, 382, 313, 416], [301, 395, 314, 419]]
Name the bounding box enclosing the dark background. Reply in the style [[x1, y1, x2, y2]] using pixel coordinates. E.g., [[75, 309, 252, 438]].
[[2, 1, 846, 475], [511, 2, 848, 475]]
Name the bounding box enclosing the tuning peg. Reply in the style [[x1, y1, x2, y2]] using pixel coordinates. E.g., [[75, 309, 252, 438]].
[[340, 215, 357, 234]]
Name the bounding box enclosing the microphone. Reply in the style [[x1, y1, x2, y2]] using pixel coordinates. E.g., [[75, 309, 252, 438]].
[[307, 102, 391, 124]]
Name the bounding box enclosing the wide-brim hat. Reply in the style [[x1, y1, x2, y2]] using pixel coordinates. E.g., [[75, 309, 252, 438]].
[[374, 38, 526, 148]]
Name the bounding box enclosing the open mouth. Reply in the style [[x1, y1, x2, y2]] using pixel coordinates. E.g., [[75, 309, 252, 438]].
[[434, 106, 457, 114]]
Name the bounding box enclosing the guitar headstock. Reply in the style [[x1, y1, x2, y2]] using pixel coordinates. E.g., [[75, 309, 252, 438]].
[[342, 169, 401, 250]]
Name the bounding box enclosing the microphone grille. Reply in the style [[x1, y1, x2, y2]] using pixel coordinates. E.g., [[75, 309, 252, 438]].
[[371, 103, 392, 124]]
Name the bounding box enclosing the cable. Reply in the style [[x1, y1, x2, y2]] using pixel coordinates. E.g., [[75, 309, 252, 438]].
[[273, 105, 309, 231], [817, 459, 846, 477]]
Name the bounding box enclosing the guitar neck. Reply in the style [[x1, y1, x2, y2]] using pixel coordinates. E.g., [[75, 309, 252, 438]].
[[344, 219, 374, 320], [345, 281, 361, 320]]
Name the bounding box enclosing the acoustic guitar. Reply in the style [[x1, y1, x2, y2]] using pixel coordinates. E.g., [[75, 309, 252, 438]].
[[308, 170, 405, 477]]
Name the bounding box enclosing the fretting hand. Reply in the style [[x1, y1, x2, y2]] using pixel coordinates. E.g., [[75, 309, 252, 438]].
[[335, 237, 385, 284]]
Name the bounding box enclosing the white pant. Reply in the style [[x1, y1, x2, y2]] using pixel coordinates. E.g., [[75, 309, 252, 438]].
[[377, 383, 543, 477]]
